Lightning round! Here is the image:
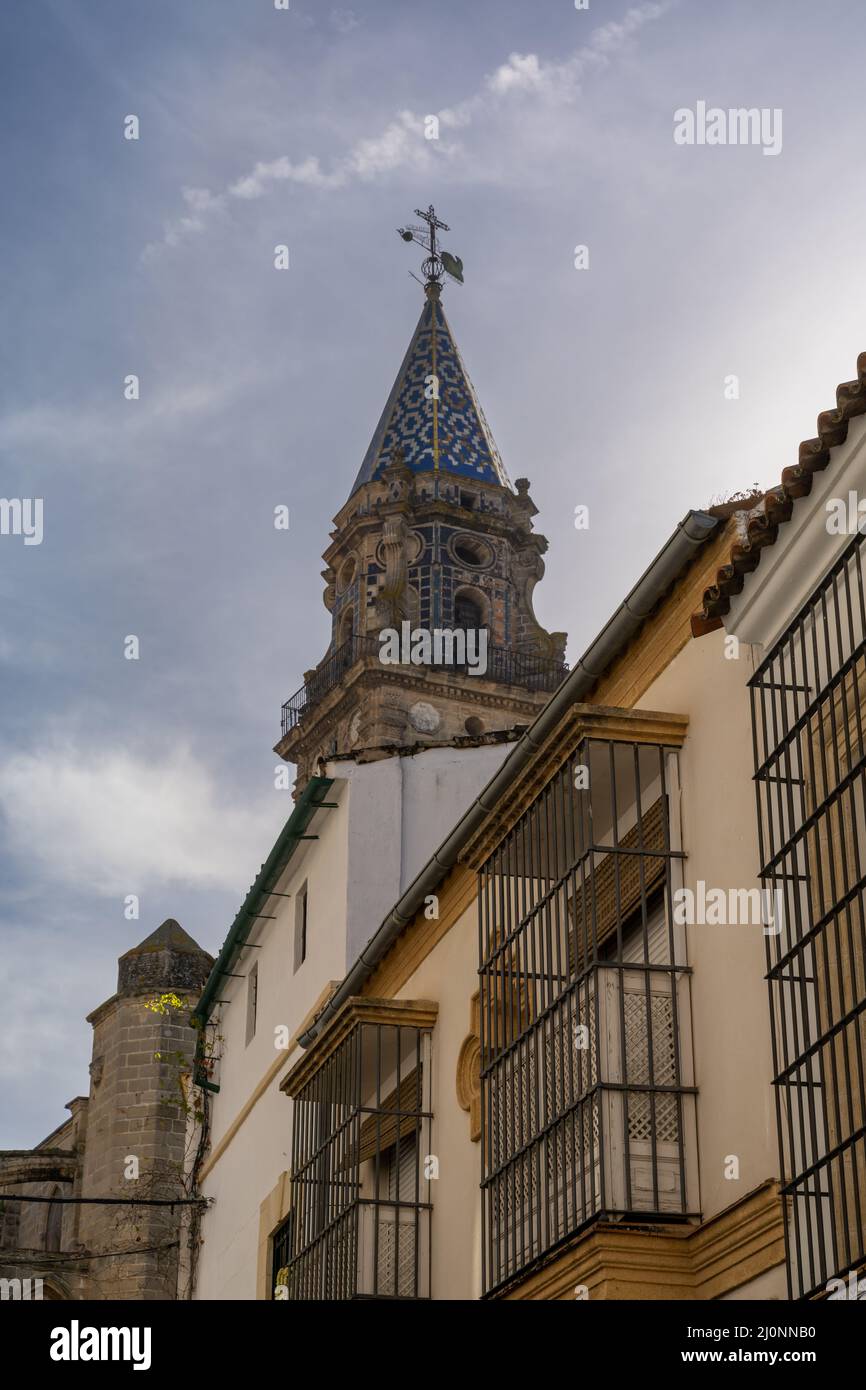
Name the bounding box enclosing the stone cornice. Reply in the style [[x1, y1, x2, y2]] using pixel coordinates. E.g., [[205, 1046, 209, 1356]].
[[327, 729, 520, 767], [498, 1180, 785, 1300], [275, 661, 549, 761], [281, 997, 439, 1097], [324, 502, 532, 566]]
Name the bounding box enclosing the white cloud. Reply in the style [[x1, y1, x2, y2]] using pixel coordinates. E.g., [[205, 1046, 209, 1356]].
[[0, 739, 282, 897], [592, 2, 670, 52], [344, 111, 426, 180], [144, 1, 674, 256], [229, 154, 335, 199], [182, 186, 222, 213], [487, 53, 545, 96], [487, 3, 673, 100]]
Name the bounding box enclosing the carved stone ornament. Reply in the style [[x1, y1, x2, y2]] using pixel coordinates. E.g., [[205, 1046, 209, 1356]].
[[408, 700, 440, 734], [456, 992, 481, 1143], [375, 514, 411, 628]]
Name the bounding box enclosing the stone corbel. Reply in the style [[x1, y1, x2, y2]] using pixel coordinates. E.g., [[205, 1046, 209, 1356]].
[[376, 513, 410, 628]]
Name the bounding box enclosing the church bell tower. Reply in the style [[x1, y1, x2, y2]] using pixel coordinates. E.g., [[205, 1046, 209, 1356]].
[[275, 207, 567, 787]]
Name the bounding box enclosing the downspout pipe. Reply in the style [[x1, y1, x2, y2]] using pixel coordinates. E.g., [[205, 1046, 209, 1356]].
[[298, 510, 719, 1047]]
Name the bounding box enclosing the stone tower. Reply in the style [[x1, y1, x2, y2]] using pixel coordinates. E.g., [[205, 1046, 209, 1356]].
[[275, 226, 567, 787], [0, 919, 212, 1299], [76, 919, 213, 1299]]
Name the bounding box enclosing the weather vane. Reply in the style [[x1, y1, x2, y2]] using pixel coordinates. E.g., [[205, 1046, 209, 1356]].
[[397, 205, 464, 289]]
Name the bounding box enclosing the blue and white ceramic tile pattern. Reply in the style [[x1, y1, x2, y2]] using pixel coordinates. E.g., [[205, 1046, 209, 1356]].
[[350, 298, 512, 495]]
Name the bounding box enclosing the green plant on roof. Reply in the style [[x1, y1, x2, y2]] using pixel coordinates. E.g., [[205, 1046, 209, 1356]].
[[144, 991, 186, 1016]]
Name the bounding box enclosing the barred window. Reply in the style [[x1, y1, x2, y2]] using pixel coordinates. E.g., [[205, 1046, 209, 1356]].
[[271, 1211, 293, 1299], [283, 1008, 435, 1300], [479, 734, 696, 1295], [750, 529, 866, 1300]]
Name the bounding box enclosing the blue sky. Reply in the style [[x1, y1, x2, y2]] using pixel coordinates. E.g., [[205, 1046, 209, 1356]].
[[2, 0, 866, 1144]]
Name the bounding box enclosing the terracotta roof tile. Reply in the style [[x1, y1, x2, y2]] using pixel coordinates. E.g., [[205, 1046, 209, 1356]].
[[692, 351, 866, 631]]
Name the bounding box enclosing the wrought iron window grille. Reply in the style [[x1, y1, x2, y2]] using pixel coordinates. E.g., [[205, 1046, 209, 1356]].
[[286, 1020, 434, 1300], [749, 528, 866, 1300], [478, 736, 698, 1295]]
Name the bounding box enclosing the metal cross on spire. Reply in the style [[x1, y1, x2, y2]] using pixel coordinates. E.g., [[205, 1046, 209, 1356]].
[[397, 205, 464, 289]]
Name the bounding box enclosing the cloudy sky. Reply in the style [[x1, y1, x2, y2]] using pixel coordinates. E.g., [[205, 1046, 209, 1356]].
[[2, 0, 866, 1145]]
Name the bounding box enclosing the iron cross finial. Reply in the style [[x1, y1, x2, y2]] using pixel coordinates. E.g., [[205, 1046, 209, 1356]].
[[396, 204, 455, 288]]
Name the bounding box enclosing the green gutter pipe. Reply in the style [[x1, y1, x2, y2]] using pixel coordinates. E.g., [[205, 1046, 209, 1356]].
[[192, 775, 334, 1032]]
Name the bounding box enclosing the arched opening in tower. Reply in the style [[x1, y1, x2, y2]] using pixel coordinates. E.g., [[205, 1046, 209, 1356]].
[[453, 590, 486, 634]]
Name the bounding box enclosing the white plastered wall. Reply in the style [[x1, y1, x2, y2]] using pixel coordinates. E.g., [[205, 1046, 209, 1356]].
[[637, 627, 783, 1256], [330, 742, 514, 962], [195, 784, 350, 1299], [194, 739, 513, 1298]]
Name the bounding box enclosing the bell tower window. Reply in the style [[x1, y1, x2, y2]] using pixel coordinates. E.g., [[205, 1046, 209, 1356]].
[[454, 590, 485, 633]]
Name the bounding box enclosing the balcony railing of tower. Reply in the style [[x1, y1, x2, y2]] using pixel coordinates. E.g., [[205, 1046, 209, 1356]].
[[280, 632, 568, 737]]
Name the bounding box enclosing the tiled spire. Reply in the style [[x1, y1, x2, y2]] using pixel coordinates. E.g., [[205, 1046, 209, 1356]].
[[349, 284, 511, 497]]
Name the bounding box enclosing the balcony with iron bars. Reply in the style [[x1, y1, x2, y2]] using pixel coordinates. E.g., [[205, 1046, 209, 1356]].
[[280, 632, 567, 738]]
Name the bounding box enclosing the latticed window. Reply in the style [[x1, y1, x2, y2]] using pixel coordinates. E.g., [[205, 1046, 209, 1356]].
[[750, 529, 866, 1299], [478, 729, 697, 1295], [281, 1000, 436, 1300]]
